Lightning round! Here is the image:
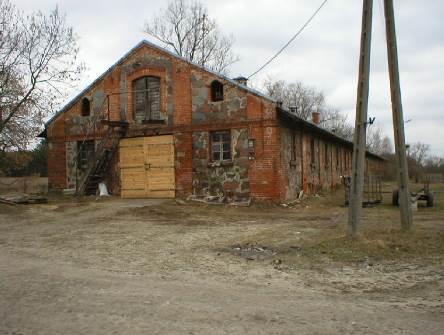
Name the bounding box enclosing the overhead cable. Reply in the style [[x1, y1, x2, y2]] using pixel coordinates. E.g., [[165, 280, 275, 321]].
[[248, 0, 329, 79]]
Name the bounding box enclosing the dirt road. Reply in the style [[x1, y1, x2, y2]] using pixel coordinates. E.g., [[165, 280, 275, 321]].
[[0, 192, 443, 334]]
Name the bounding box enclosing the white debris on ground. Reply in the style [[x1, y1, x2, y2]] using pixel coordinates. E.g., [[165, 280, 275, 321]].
[[98, 182, 110, 196]]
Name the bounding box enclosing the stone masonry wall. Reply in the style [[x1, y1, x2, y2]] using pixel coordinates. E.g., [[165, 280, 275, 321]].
[[192, 128, 250, 201]]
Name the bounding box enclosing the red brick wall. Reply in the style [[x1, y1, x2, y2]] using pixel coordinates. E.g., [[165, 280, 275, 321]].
[[248, 124, 281, 201], [47, 141, 66, 189], [47, 113, 66, 189], [172, 63, 192, 126], [243, 96, 280, 201]]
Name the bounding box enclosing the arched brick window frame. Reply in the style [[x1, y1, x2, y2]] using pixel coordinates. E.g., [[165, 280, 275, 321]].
[[126, 67, 167, 123], [132, 76, 161, 122]]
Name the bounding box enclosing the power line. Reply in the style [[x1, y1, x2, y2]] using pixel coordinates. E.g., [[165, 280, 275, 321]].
[[248, 0, 329, 79]]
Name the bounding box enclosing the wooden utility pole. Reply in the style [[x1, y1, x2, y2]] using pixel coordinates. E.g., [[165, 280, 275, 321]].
[[348, 0, 373, 238], [383, 0, 413, 231]]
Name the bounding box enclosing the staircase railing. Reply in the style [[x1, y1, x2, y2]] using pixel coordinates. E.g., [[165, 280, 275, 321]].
[[77, 125, 119, 195], [74, 94, 127, 195]]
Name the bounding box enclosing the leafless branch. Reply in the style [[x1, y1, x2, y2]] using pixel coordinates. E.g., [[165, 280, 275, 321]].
[[0, 0, 84, 151], [143, 0, 238, 74]]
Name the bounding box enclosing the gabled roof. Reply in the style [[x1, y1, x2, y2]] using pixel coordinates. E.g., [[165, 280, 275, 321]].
[[45, 39, 275, 127], [44, 40, 385, 161]]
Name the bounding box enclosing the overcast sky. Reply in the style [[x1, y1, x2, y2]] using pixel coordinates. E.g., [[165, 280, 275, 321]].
[[16, 0, 444, 155]]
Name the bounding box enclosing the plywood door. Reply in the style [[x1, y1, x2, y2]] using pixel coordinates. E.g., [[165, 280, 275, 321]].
[[120, 137, 146, 198], [120, 135, 175, 198], [145, 135, 175, 198]]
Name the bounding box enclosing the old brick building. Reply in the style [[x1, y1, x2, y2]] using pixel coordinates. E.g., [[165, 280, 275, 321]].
[[43, 40, 384, 202]]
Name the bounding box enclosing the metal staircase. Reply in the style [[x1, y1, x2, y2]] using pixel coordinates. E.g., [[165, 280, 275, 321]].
[[75, 96, 128, 195], [78, 123, 127, 195]]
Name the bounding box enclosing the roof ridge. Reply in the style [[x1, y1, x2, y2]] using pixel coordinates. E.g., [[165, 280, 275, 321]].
[[277, 108, 386, 160]]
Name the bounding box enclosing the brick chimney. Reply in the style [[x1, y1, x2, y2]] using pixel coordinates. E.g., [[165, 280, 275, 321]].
[[312, 111, 321, 125]]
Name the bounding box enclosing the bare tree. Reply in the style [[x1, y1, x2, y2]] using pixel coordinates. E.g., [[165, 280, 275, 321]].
[[264, 79, 325, 120], [406, 142, 431, 182], [409, 142, 430, 167], [381, 136, 393, 155], [424, 155, 444, 174], [319, 108, 354, 141], [264, 78, 356, 140], [263, 79, 397, 151], [0, 0, 84, 151], [143, 0, 238, 74], [366, 124, 393, 155]]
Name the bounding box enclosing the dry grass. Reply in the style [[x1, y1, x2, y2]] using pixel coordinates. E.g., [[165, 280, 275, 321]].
[[269, 182, 444, 265], [149, 181, 444, 267]]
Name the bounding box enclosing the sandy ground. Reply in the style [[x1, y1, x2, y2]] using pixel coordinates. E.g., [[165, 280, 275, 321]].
[[0, 187, 443, 334]]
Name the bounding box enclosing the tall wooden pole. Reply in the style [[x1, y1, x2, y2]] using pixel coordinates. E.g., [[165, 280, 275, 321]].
[[383, 0, 413, 231], [348, 0, 373, 238]]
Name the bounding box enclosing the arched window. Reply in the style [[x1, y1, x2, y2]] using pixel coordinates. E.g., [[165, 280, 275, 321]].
[[133, 76, 161, 122], [81, 97, 90, 117], [210, 80, 224, 102]]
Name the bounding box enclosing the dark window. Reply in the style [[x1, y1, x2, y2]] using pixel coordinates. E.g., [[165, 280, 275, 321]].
[[248, 139, 256, 160], [211, 131, 231, 161], [310, 138, 315, 164], [77, 140, 94, 170], [336, 147, 339, 167], [133, 76, 161, 122], [210, 80, 224, 102], [81, 97, 90, 117], [324, 143, 329, 166], [291, 131, 296, 161]]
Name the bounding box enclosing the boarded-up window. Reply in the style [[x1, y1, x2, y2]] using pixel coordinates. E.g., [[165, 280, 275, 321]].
[[336, 147, 340, 168], [133, 76, 161, 122], [310, 138, 315, 164], [210, 80, 224, 102], [77, 140, 94, 170], [211, 131, 231, 161]]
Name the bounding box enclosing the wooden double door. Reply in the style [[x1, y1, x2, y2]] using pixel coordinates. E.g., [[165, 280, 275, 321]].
[[120, 135, 175, 198]]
